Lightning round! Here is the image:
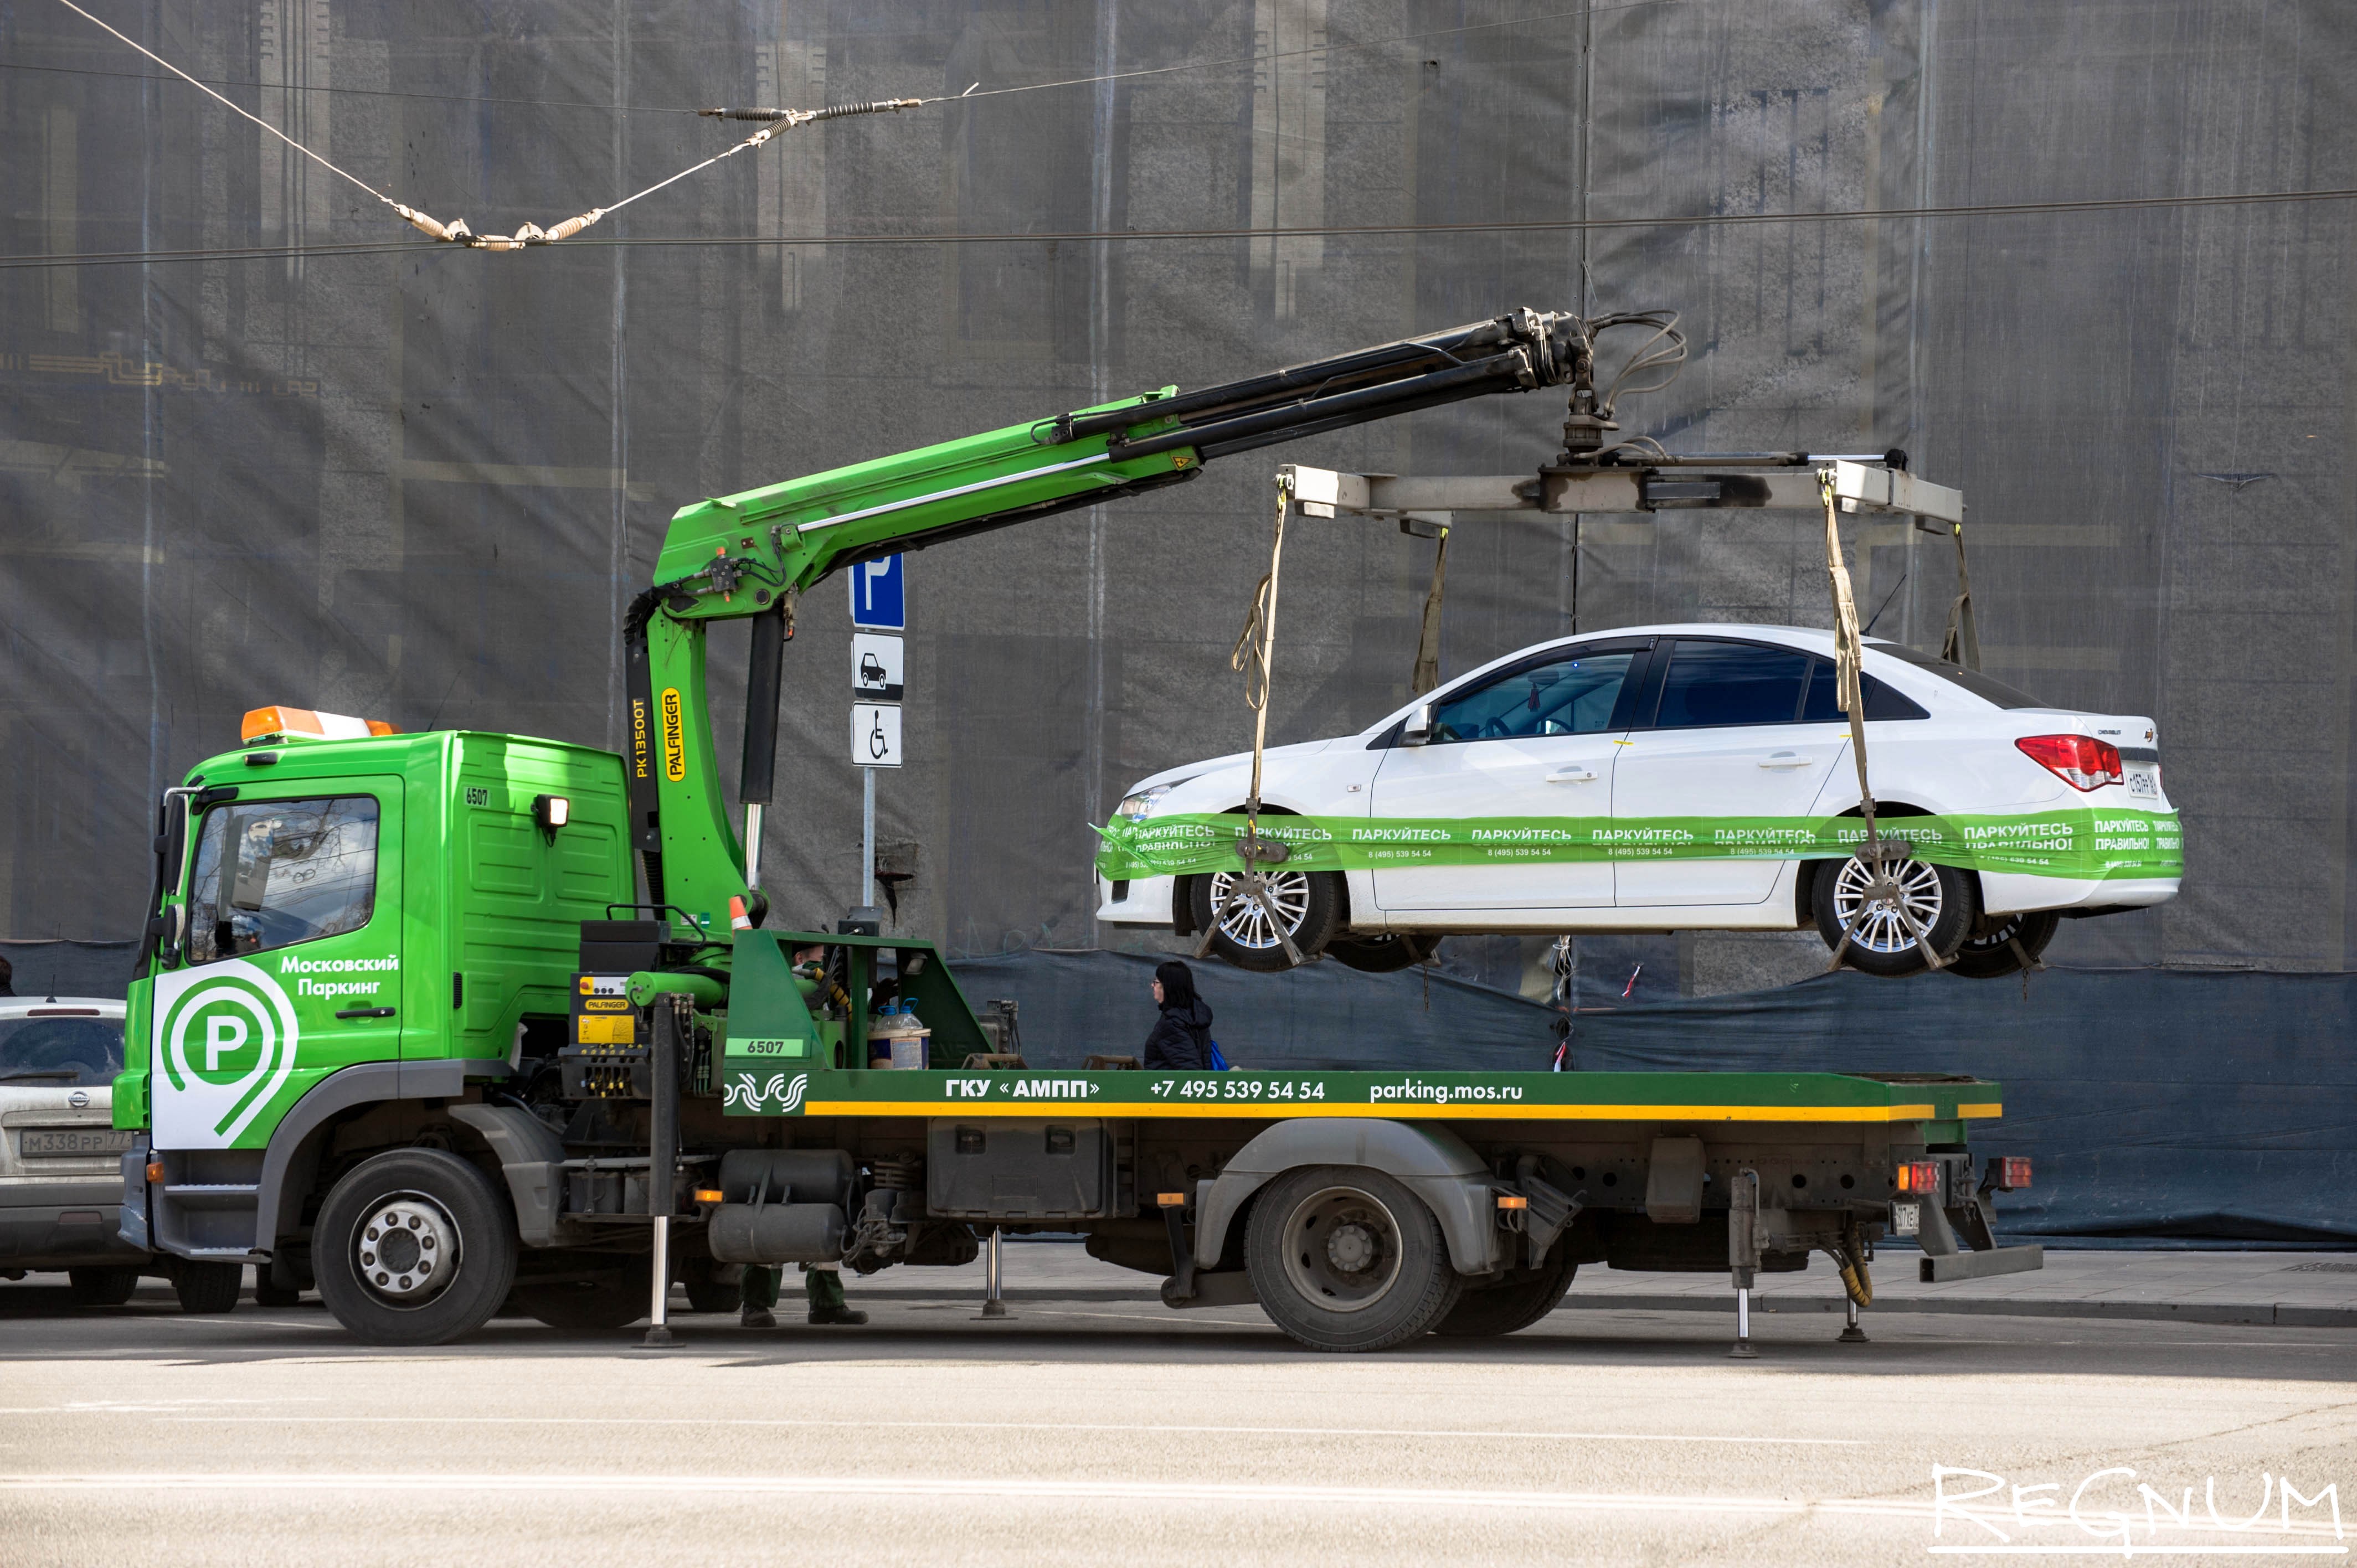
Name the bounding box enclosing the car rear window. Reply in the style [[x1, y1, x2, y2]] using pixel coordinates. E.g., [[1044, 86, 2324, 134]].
[[0, 1015, 125, 1088], [1867, 642, 2051, 709]]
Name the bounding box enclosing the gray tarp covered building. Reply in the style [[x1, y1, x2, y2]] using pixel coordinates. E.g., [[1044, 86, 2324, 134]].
[[3, 2, 2350, 1237]]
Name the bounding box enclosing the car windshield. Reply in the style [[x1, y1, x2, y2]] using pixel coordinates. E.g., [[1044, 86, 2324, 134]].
[[0, 1013, 125, 1088], [1867, 641, 2051, 709]]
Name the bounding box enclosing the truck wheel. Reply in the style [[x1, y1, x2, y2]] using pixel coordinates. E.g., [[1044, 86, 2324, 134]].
[[68, 1267, 140, 1307], [1944, 909, 2061, 979], [1246, 1165, 1463, 1352], [1431, 1252, 1577, 1338], [681, 1256, 741, 1314], [1324, 933, 1441, 974], [512, 1260, 653, 1332], [315, 1148, 517, 1346], [173, 1260, 243, 1313], [1813, 854, 1976, 976], [1192, 869, 1341, 972]]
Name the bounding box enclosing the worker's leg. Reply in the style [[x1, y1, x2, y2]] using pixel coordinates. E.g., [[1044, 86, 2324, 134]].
[[739, 1264, 781, 1329], [803, 1261, 868, 1326]]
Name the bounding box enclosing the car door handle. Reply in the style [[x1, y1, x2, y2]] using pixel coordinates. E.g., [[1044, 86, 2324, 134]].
[[335, 1007, 396, 1020], [1758, 753, 1815, 769], [1545, 767, 1599, 783]]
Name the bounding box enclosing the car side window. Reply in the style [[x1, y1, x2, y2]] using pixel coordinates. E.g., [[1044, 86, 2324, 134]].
[[1428, 650, 1638, 745], [184, 796, 380, 965], [1651, 642, 1814, 729], [1800, 661, 1930, 722]]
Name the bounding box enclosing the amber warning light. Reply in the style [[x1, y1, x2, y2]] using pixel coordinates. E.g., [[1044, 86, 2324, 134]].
[[242, 705, 399, 743]]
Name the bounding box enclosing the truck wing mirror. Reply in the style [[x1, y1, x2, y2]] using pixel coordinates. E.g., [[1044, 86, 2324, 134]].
[[1401, 703, 1435, 747]]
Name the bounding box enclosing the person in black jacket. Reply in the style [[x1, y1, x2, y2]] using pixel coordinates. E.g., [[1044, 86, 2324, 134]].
[[1143, 959, 1213, 1070]]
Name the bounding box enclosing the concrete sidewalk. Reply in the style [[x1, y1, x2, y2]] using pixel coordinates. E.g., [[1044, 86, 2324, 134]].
[[855, 1240, 2357, 1328]]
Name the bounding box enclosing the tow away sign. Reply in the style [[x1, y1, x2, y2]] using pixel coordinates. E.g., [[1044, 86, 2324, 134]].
[[852, 633, 904, 701]]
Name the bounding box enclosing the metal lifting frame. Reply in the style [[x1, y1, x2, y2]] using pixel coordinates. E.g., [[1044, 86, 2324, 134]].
[[1262, 455, 1972, 973]]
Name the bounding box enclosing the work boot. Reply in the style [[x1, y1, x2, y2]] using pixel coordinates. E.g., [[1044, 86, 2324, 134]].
[[805, 1265, 866, 1325], [739, 1306, 776, 1329]]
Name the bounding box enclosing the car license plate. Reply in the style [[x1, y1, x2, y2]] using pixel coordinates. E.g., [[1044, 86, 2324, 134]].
[[18, 1128, 135, 1158], [2125, 764, 2159, 798]]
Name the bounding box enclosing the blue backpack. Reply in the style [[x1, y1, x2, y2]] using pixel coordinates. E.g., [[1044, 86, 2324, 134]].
[[1207, 1039, 1230, 1071]]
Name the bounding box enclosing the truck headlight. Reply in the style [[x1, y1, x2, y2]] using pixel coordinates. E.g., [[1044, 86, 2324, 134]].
[[1115, 785, 1173, 822]]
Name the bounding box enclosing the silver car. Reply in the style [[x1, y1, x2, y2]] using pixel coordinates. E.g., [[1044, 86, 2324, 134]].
[[0, 996, 153, 1303]]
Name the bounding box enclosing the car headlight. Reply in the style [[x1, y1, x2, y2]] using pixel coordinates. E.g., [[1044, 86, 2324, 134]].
[[1115, 785, 1173, 822]]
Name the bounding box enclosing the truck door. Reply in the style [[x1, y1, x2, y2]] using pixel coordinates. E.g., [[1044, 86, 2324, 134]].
[[150, 786, 403, 1151], [1367, 642, 1645, 914]]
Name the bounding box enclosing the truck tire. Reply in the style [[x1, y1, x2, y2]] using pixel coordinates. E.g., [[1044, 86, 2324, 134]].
[[69, 1266, 141, 1307], [681, 1256, 741, 1313], [1245, 1165, 1463, 1353], [315, 1148, 517, 1346], [1431, 1252, 1577, 1338], [512, 1260, 653, 1332]]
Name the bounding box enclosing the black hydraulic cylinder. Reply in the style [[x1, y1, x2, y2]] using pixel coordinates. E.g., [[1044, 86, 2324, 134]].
[[1109, 352, 1537, 462], [649, 998, 681, 1221], [740, 602, 789, 807]]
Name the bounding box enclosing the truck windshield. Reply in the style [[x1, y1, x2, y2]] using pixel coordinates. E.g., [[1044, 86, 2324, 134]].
[[184, 796, 380, 964], [1866, 641, 2052, 710], [0, 1014, 125, 1087]]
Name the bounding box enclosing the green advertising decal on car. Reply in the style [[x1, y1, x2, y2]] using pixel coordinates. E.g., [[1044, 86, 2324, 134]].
[[1093, 808, 2184, 883]]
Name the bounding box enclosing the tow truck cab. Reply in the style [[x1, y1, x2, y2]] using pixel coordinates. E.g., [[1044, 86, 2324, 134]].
[[117, 713, 635, 1265]]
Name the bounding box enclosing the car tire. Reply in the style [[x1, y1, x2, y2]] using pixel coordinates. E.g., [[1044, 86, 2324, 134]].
[[1245, 1165, 1464, 1352], [1813, 853, 1978, 977], [1430, 1250, 1578, 1338], [315, 1148, 518, 1347], [1944, 908, 2062, 979], [1324, 933, 1442, 974], [511, 1260, 655, 1333], [1191, 868, 1343, 972], [68, 1266, 141, 1308], [173, 1261, 243, 1314]]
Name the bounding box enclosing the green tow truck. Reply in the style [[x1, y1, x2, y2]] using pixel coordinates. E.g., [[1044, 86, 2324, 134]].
[[115, 310, 2040, 1350]]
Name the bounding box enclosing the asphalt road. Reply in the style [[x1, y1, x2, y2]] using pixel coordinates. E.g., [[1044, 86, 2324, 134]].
[[3, 1283, 2351, 1566]]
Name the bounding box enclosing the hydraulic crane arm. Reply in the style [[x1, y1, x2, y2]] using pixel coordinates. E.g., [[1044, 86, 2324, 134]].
[[622, 308, 1632, 927]]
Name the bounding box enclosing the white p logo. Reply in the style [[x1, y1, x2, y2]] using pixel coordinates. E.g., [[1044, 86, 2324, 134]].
[[205, 1014, 249, 1072]]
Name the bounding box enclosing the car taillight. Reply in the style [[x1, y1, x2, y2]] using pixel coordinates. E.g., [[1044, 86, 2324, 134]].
[[1895, 1159, 1941, 1194], [1986, 1156, 2032, 1192], [2017, 733, 2124, 791]]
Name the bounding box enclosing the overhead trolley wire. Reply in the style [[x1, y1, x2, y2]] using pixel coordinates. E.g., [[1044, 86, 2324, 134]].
[[6, 182, 2351, 271], [11, 0, 1685, 118]]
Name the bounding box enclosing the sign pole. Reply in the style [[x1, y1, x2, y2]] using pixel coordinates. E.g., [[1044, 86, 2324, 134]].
[[862, 765, 877, 909]]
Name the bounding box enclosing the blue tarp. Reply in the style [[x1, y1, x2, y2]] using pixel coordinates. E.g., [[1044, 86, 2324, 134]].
[[951, 953, 2357, 1246]]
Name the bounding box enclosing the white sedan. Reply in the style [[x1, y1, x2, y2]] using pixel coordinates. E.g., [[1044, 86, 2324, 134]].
[[1094, 624, 2180, 978]]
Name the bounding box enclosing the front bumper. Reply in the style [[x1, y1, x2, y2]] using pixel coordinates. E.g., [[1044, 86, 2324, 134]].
[[1095, 870, 1179, 927]]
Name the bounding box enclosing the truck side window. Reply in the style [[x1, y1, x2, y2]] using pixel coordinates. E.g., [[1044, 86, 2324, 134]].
[[184, 796, 380, 964], [1428, 651, 1636, 744]]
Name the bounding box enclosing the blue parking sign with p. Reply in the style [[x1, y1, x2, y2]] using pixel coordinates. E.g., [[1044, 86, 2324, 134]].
[[850, 555, 905, 630]]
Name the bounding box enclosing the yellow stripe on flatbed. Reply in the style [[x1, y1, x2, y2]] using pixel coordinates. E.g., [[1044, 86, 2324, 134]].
[[809, 1100, 1947, 1123], [1956, 1101, 2003, 1118]]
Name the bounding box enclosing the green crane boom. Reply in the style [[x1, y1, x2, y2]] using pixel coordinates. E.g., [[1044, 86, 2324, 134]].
[[624, 308, 1610, 924]]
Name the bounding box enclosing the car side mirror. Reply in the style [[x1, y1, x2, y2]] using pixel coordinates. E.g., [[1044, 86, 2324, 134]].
[[1401, 703, 1435, 747]]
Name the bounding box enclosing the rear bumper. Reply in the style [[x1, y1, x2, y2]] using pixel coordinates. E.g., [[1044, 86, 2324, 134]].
[[1095, 870, 1179, 927], [1978, 871, 2179, 917], [0, 1202, 148, 1270]]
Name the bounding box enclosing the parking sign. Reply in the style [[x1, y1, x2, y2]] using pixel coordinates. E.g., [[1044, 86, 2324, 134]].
[[850, 555, 905, 630]]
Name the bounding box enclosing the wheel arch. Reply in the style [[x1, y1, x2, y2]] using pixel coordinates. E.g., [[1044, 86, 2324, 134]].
[[1195, 1119, 1500, 1277]]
